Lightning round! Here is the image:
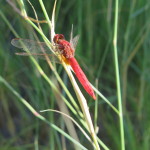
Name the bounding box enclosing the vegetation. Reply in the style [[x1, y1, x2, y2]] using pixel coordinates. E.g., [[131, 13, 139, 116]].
[[0, 0, 150, 149]]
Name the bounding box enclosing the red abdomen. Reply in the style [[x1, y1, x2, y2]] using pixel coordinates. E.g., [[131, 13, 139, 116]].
[[68, 57, 96, 100]]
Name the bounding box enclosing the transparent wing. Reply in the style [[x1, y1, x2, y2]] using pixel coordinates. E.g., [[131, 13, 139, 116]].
[[11, 38, 52, 53], [11, 38, 60, 63], [15, 52, 60, 63], [70, 35, 80, 50], [70, 25, 74, 42], [69, 25, 80, 50]]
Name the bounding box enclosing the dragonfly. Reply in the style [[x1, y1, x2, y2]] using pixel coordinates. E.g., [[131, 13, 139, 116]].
[[11, 34, 96, 100]]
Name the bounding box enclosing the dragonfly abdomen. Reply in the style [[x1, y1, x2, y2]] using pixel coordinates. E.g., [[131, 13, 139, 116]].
[[68, 57, 96, 100]]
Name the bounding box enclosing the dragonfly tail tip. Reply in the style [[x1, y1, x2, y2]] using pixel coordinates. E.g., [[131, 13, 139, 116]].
[[92, 94, 96, 100]]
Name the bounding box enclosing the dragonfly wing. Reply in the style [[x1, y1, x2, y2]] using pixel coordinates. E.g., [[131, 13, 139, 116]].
[[11, 38, 53, 53], [12, 38, 60, 63], [70, 35, 80, 50], [15, 52, 60, 63], [69, 25, 80, 50], [70, 24, 74, 42]]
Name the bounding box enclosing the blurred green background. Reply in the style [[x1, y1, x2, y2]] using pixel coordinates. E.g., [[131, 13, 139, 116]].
[[0, 0, 150, 149]]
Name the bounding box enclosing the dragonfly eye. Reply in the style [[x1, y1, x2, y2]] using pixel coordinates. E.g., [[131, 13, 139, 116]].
[[58, 34, 65, 40], [53, 34, 65, 43]]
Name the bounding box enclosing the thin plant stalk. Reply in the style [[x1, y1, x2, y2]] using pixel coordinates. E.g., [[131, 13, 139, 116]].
[[63, 64, 100, 150], [40, 109, 93, 145], [92, 84, 119, 115], [113, 0, 125, 150]]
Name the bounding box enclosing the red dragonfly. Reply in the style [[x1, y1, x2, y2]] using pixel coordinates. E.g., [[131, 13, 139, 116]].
[[11, 34, 96, 100]]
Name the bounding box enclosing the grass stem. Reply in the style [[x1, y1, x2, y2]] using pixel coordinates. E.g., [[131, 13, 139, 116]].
[[113, 0, 125, 150]]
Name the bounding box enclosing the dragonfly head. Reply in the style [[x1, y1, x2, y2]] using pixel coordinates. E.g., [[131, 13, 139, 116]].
[[53, 34, 65, 44]]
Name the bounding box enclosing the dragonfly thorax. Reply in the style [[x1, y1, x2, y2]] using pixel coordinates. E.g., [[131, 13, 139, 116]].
[[54, 34, 74, 58]]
